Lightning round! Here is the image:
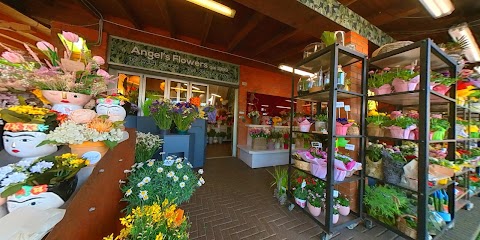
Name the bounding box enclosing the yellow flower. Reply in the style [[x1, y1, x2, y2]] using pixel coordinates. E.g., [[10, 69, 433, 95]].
[[88, 117, 114, 133], [103, 234, 114, 240], [368, 110, 379, 116], [155, 233, 164, 240]]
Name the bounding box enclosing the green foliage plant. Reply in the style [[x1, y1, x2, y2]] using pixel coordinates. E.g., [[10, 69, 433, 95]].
[[337, 195, 350, 207], [314, 114, 328, 122], [430, 118, 450, 132], [294, 187, 307, 200], [207, 129, 216, 137], [389, 116, 417, 129], [366, 142, 384, 162], [321, 31, 336, 46], [364, 185, 409, 226]]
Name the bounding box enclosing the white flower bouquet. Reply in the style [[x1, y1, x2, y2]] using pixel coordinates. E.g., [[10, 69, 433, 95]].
[[135, 132, 164, 163]]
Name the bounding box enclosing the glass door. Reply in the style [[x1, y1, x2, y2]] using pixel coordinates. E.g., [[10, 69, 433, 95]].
[[169, 80, 189, 103], [114, 71, 141, 116], [190, 82, 209, 106]]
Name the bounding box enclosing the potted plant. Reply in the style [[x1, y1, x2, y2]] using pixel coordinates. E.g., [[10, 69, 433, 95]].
[[366, 111, 389, 137], [336, 118, 353, 136], [294, 187, 307, 208], [391, 66, 420, 92], [382, 148, 408, 184], [283, 133, 290, 149], [346, 121, 360, 136], [430, 117, 450, 140], [336, 195, 350, 216], [366, 142, 385, 179], [368, 68, 393, 95], [307, 192, 323, 217], [149, 99, 174, 135], [268, 166, 288, 205], [332, 207, 340, 224], [135, 132, 164, 163], [207, 129, 216, 144], [249, 128, 269, 150], [387, 112, 417, 139], [172, 102, 199, 134], [269, 130, 283, 149], [430, 72, 457, 95], [364, 185, 409, 226], [314, 114, 328, 131], [217, 131, 226, 144], [248, 110, 260, 125]]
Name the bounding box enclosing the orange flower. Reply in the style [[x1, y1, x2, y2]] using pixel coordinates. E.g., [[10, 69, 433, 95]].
[[31, 185, 48, 195], [174, 208, 185, 226], [87, 117, 113, 133]]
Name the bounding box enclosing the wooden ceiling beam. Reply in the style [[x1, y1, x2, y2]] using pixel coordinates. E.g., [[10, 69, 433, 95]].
[[0, 2, 50, 36], [114, 0, 142, 29], [270, 43, 307, 64], [371, 8, 421, 26], [252, 28, 301, 57], [0, 31, 37, 49], [155, 0, 176, 38], [227, 12, 265, 52], [0, 36, 42, 55], [339, 0, 359, 6], [200, 13, 213, 46]]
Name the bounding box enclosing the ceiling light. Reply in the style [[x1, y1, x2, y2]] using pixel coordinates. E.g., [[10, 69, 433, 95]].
[[278, 64, 314, 77], [418, 0, 455, 18], [211, 93, 221, 97], [192, 86, 200, 90], [186, 0, 236, 18], [449, 23, 480, 63], [276, 106, 291, 109]]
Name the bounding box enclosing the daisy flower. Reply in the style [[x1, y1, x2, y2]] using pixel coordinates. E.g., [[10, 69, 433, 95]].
[[125, 188, 132, 196], [173, 176, 179, 182], [167, 171, 175, 178], [176, 163, 183, 169], [198, 169, 204, 174], [157, 167, 164, 173], [138, 190, 148, 200], [147, 159, 155, 167], [183, 175, 189, 181], [176, 158, 183, 163], [186, 162, 193, 168], [142, 177, 151, 184], [137, 182, 145, 188], [179, 182, 185, 188], [137, 162, 144, 168], [197, 181, 202, 186], [199, 177, 205, 184]]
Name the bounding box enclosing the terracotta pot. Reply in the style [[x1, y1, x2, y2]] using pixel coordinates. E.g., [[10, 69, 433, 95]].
[[41, 90, 92, 115], [69, 141, 109, 163], [307, 201, 322, 217], [370, 84, 392, 95], [332, 214, 340, 224], [295, 197, 306, 208], [338, 205, 350, 216], [392, 76, 419, 92]]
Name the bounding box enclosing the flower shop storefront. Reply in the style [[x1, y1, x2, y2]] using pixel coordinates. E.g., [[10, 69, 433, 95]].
[[107, 36, 240, 158]]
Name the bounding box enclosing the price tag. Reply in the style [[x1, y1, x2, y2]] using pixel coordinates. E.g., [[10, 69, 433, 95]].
[[336, 102, 345, 108], [344, 105, 351, 111], [82, 151, 102, 165], [163, 159, 175, 166], [333, 190, 339, 198], [301, 180, 306, 189], [311, 142, 322, 149], [345, 144, 355, 151]]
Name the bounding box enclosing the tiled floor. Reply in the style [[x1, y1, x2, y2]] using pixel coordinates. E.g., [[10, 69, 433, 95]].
[[206, 143, 233, 158], [181, 157, 406, 240]]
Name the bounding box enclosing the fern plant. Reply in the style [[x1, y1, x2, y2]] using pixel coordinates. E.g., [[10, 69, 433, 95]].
[[364, 185, 409, 226]]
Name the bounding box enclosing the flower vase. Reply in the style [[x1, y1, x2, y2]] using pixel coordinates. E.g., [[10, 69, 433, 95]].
[[433, 85, 451, 95], [431, 130, 447, 140], [213, 137, 218, 144], [69, 141, 109, 159], [251, 117, 260, 125], [367, 124, 383, 137], [336, 122, 353, 136], [307, 202, 322, 216], [267, 141, 275, 150], [41, 90, 92, 115], [392, 76, 419, 92], [332, 214, 340, 224], [338, 205, 350, 216], [366, 156, 383, 180], [208, 137, 214, 144], [274, 142, 281, 149], [389, 125, 416, 139], [295, 197, 306, 208], [370, 84, 392, 95], [284, 143, 288, 149]]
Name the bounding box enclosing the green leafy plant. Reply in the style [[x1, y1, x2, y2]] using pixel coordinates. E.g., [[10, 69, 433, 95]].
[[142, 98, 153, 116], [217, 131, 227, 138], [368, 69, 394, 88], [268, 166, 288, 205], [390, 151, 407, 163], [337, 195, 350, 207], [366, 142, 384, 162], [149, 99, 173, 130], [439, 36, 469, 52], [135, 132, 163, 163], [314, 114, 328, 122], [389, 116, 417, 129], [430, 118, 450, 132], [431, 72, 457, 86], [404, 215, 417, 229], [333, 207, 339, 215], [207, 129, 216, 137], [308, 193, 323, 208], [391, 68, 419, 81], [321, 31, 336, 46], [294, 187, 307, 200], [364, 185, 410, 226], [366, 115, 389, 126]]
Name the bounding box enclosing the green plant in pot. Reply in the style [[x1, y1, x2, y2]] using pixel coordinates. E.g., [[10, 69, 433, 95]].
[[336, 195, 350, 216], [368, 69, 394, 95], [217, 131, 227, 144], [207, 129, 216, 144], [364, 185, 409, 226], [307, 192, 323, 217], [294, 186, 308, 208], [268, 166, 288, 205], [430, 117, 450, 140], [332, 207, 340, 224], [366, 142, 385, 179], [314, 114, 328, 131], [382, 148, 408, 184], [321, 31, 336, 46], [387, 115, 417, 140], [391, 66, 420, 92]]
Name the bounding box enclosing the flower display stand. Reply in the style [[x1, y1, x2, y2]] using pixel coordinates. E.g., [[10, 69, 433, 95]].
[[237, 145, 291, 168], [46, 129, 136, 240], [162, 133, 195, 166]]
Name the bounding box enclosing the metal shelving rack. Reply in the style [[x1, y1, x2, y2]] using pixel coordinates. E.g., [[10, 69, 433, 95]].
[[364, 39, 458, 240], [287, 43, 367, 240]]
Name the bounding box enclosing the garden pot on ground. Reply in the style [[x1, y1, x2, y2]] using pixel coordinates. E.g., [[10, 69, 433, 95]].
[[392, 76, 419, 92], [295, 197, 306, 208], [338, 205, 350, 216], [307, 202, 321, 217], [370, 84, 392, 95]]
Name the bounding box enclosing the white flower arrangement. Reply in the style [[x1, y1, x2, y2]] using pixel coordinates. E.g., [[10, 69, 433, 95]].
[[135, 132, 164, 163]]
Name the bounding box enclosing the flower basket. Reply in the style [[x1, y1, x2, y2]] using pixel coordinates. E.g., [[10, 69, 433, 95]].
[[346, 125, 360, 135], [389, 125, 416, 139], [431, 129, 447, 140], [432, 84, 451, 95], [336, 122, 353, 135], [367, 124, 383, 137], [252, 137, 267, 150], [392, 76, 419, 92], [366, 156, 383, 180], [69, 141, 109, 159], [396, 215, 417, 239], [370, 84, 392, 95], [382, 151, 406, 184], [372, 41, 413, 57], [294, 159, 310, 171]]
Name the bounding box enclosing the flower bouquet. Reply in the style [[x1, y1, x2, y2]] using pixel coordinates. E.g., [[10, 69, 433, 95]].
[[0, 153, 88, 212], [382, 147, 408, 184], [386, 111, 417, 139], [366, 110, 389, 137], [249, 128, 270, 150], [366, 142, 385, 179], [430, 71, 457, 95], [248, 110, 260, 124], [121, 156, 204, 209], [41, 110, 124, 158], [391, 66, 420, 92], [202, 105, 217, 124], [149, 99, 173, 132], [104, 199, 189, 240], [172, 102, 199, 133], [368, 68, 393, 95], [135, 132, 164, 163], [430, 116, 450, 140], [336, 118, 353, 135]]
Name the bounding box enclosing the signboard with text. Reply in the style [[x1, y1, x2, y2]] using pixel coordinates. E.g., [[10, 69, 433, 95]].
[[108, 36, 240, 85]]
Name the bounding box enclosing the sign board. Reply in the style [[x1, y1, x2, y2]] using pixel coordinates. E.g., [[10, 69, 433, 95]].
[[336, 102, 345, 108], [108, 36, 240, 85], [311, 142, 322, 149], [345, 144, 355, 151], [344, 105, 351, 111]]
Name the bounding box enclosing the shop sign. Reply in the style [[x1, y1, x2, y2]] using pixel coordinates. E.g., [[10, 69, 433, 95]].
[[108, 36, 239, 85]]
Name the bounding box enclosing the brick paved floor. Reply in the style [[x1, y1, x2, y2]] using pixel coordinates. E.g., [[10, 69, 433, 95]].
[[181, 157, 406, 240]]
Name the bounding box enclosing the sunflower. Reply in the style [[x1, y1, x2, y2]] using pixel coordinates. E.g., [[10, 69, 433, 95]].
[[87, 117, 113, 132]]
